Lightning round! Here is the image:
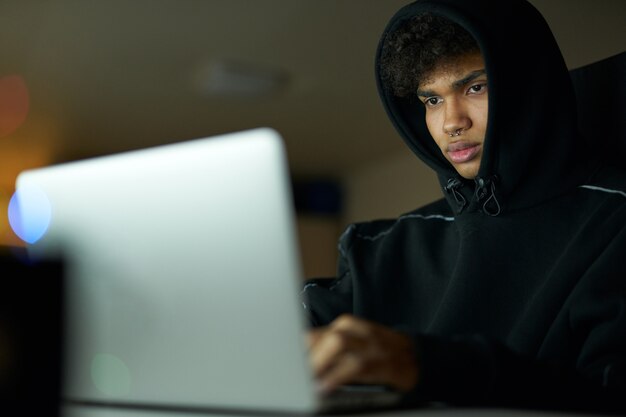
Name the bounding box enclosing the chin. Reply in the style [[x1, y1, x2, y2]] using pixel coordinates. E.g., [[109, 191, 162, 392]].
[[454, 161, 481, 180], [457, 170, 479, 180]]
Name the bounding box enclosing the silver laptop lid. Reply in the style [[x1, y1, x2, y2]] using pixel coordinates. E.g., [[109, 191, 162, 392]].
[[14, 128, 318, 413]]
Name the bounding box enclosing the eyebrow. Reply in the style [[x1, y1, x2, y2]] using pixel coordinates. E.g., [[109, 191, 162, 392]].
[[416, 69, 487, 98]]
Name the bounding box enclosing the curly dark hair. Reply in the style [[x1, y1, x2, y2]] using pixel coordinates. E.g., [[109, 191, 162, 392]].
[[379, 13, 480, 98]]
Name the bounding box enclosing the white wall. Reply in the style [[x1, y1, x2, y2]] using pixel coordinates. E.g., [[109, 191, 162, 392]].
[[342, 149, 442, 227], [297, 215, 342, 279]]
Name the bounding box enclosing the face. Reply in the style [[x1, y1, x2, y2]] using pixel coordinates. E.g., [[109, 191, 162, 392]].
[[416, 52, 488, 179]]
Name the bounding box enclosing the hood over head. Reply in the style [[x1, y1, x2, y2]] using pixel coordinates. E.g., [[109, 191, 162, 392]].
[[375, 0, 594, 216]]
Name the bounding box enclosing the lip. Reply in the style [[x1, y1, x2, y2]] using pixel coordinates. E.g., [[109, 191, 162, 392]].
[[447, 142, 481, 163]]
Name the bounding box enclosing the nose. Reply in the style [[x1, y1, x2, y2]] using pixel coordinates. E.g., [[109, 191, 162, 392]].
[[442, 98, 471, 136]]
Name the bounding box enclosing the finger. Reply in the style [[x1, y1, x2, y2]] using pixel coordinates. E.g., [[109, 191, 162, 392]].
[[316, 349, 400, 392], [314, 317, 419, 392], [310, 316, 380, 380], [310, 329, 348, 375], [317, 351, 364, 393], [330, 314, 372, 336], [307, 314, 363, 349], [310, 327, 367, 377], [320, 347, 417, 393], [307, 328, 324, 348]]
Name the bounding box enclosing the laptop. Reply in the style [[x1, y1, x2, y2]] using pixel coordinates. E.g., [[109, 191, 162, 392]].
[[13, 128, 401, 415]]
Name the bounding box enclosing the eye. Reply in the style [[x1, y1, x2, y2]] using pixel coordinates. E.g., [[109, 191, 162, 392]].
[[468, 83, 487, 95], [423, 97, 442, 107]]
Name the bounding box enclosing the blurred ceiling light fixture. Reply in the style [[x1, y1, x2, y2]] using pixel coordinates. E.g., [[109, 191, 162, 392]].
[[194, 60, 289, 98]]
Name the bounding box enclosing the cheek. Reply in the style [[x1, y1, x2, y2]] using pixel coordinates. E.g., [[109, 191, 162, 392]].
[[424, 113, 439, 139], [425, 114, 446, 150], [470, 101, 489, 132]]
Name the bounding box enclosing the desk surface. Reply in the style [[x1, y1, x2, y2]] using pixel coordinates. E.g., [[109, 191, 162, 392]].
[[62, 404, 610, 417]]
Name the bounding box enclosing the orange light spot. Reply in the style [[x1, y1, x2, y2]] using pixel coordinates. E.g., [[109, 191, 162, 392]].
[[0, 75, 30, 138]]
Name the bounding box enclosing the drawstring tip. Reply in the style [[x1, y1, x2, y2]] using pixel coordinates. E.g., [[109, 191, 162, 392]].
[[444, 177, 467, 214], [475, 175, 501, 216]]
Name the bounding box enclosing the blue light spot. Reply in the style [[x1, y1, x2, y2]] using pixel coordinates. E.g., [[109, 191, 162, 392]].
[[8, 185, 52, 244]]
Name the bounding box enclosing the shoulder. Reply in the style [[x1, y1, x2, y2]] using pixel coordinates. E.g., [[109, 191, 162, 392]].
[[579, 165, 626, 201], [339, 198, 453, 247]]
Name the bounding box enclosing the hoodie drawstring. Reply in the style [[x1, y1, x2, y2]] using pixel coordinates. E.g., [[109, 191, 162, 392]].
[[444, 175, 502, 216], [474, 175, 501, 216], [444, 177, 467, 214]]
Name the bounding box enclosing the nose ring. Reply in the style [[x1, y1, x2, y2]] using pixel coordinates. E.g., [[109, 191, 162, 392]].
[[448, 129, 463, 137]]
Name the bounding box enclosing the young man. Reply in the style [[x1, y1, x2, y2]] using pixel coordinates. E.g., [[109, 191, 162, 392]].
[[303, 0, 626, 412]]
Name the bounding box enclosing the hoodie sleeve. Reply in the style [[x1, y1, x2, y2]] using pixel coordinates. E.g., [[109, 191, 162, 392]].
[[408, 225, 626, 414], [410, 334, 625, 414], [300, 226, 355, 327], [300, 274, 352, 327]]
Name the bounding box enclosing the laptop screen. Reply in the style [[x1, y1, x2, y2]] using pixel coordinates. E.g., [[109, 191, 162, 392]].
[[14, 128, 319, 414]]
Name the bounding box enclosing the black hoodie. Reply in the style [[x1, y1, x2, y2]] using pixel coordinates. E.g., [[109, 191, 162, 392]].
[[302, 0, 626, 413]]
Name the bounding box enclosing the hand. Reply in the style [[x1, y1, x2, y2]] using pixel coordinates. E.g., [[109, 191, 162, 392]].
[[308, 314, 418, 394]]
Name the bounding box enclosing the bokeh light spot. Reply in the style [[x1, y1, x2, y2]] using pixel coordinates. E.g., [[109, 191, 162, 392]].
[[90, 353, 132, 397], [8, 185, 52, 244], [0, 75, 30, 138], [0, 188, 10, 237]]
